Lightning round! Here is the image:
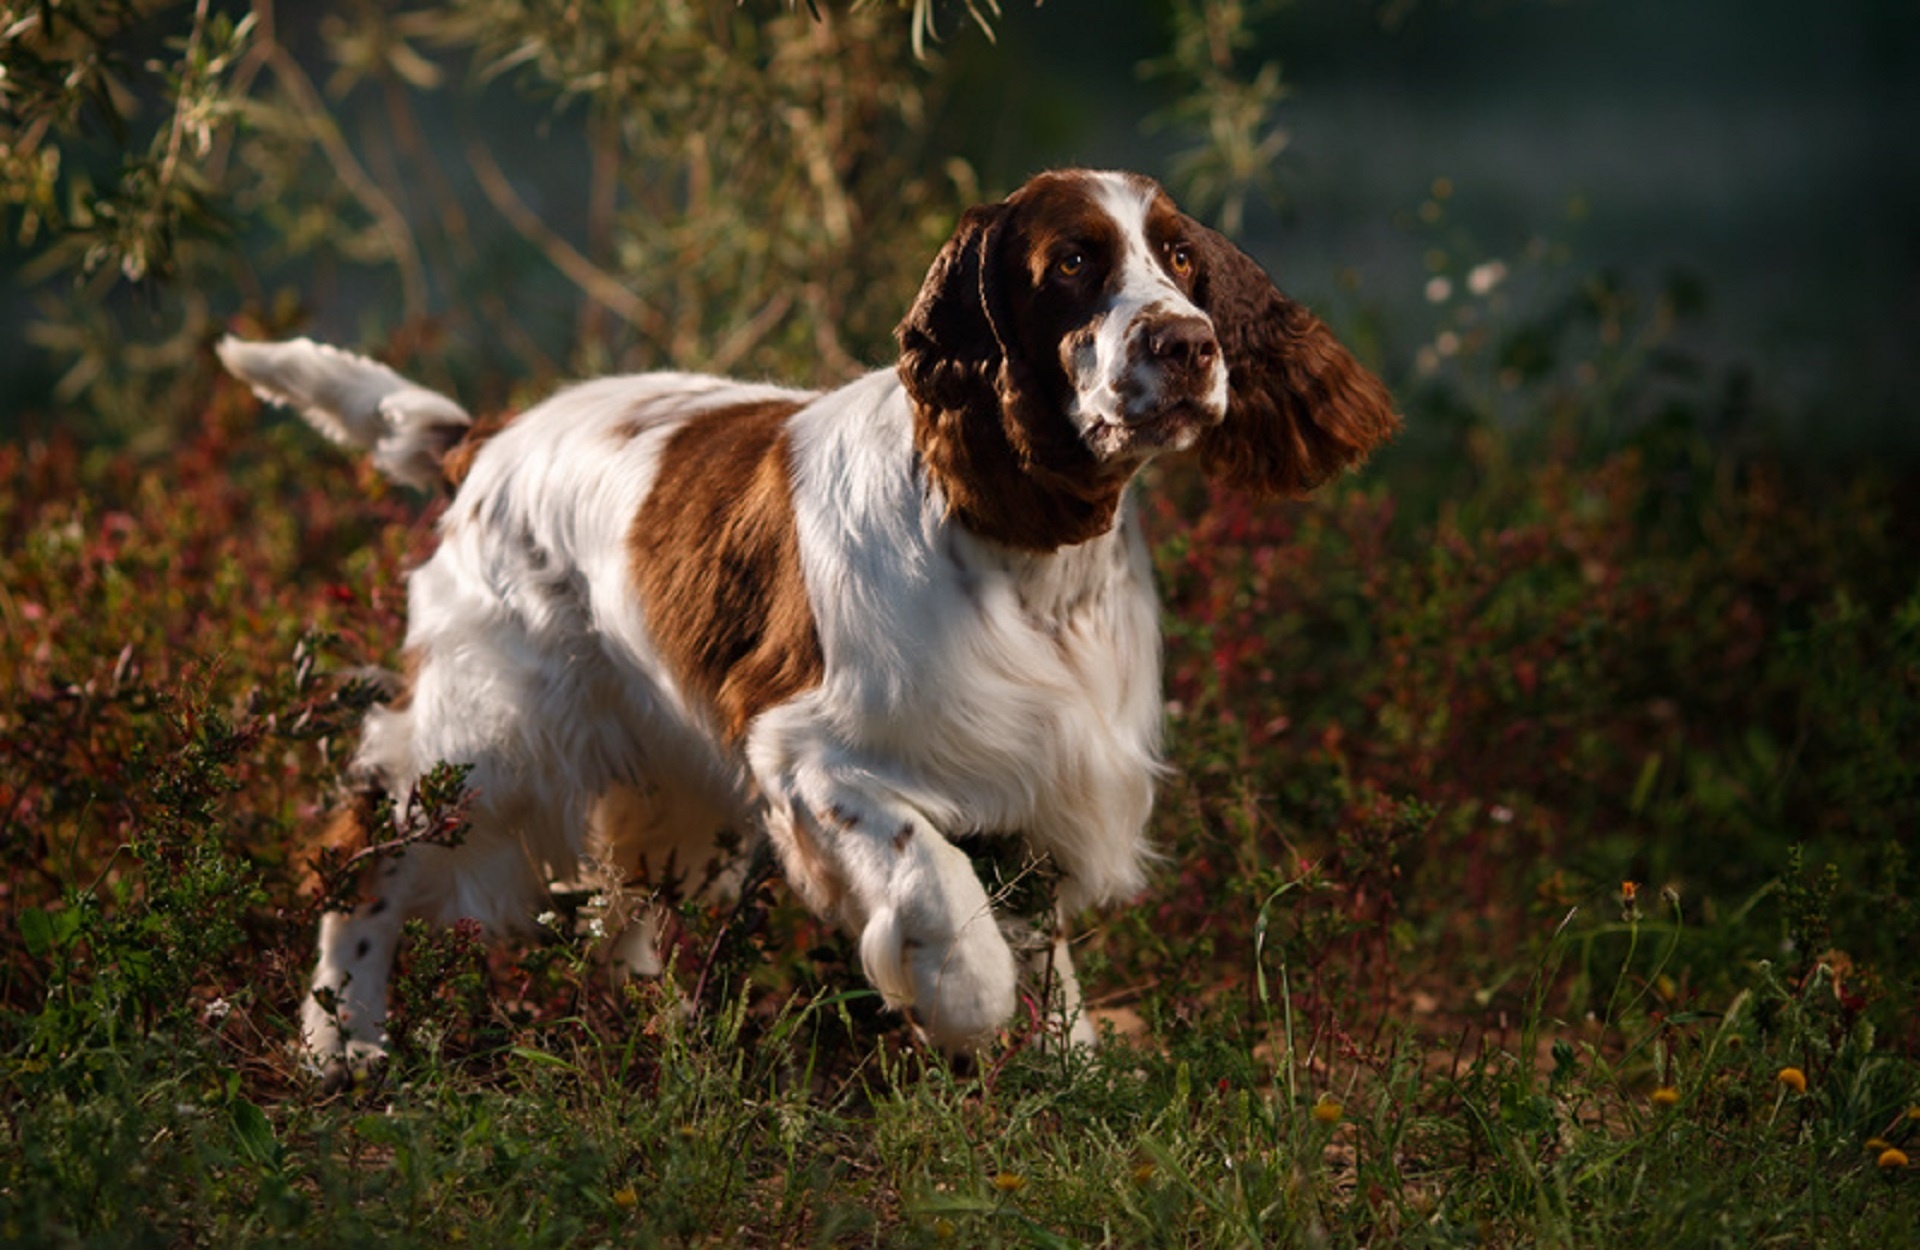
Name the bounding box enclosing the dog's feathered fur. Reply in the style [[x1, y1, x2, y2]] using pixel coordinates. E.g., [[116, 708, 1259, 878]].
[[220, 169, 1397, 1077]]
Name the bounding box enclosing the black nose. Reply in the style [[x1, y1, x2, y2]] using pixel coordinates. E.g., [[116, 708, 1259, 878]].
[[1147, 318, 1219, 374]]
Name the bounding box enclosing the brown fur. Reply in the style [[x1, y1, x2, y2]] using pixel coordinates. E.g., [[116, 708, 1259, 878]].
[[897, 177, 1142, 552], [628, 399, 824, 743], [1184, 220, 1400, 494], [300, 789, 379, 899], [439, 410, 518, 489]]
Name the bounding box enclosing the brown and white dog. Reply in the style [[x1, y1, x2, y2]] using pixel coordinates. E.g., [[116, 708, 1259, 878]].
[[220, 168, 1397, 1078]]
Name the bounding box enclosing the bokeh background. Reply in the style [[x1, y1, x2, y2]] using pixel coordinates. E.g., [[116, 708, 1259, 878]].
[[6, 0, 1916, 458]]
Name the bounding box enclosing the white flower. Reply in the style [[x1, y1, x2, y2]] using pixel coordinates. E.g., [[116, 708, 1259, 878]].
[[1467, 260, 1508, 296], [1424, 275, 1453, 304]]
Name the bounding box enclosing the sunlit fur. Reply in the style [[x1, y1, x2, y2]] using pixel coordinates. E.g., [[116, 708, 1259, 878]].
[[218, 169, 1398, 1078]]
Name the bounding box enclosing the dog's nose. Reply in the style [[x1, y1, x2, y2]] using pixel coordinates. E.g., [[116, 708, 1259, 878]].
[[1146, 318, 1219, 374]]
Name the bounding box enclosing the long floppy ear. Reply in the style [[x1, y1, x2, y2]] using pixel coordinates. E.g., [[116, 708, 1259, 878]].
[[1187, 220, 1400, 496], [896, 203, 1010, 414]]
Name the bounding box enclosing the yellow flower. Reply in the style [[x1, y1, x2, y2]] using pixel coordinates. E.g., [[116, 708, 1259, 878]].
[[1620, 880, 1639, 903], [933, 1217, 957, 1240], [611, 1185, 638, 1210], [1311, 1098, 1344, 1125], [1877, 1148, 1910, 1170], [992, 1172, 1026, 1193], [1866, 1137, 1892, 1153], [1776, 1067, 1807, 1094], [1650, 1086, 1681, 1108], [1908, 1105, 1920, 1121], [1130, 1161, 1156, 1184]]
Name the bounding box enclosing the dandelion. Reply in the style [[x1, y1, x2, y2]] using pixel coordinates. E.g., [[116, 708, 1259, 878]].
[[933, 1217, 957, 1239], [1311, 1098, 1344, 1125], [992, 1171, 1027, 1193], [1878, 1147, 1910, 1170], [611, 1185, 638, 1210], [1650, 1086, 1681, 1109], [1866, 1137, 1892, 1152], [1776, 1067, 1807, 1095]]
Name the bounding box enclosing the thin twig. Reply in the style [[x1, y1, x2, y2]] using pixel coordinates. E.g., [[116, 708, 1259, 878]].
[[155, 0, 213, 202], [263, 37, 430, 322], [465, 141, 665, 341]]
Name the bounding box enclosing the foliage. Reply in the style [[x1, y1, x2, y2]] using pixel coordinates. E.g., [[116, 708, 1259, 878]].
[[4, 1, 1919, 1244], [2, 0, 997, 436]]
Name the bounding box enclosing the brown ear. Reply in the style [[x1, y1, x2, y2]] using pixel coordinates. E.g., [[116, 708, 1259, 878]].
[[896, 203, 1010, 415], [1187, 220, 1400, 496]]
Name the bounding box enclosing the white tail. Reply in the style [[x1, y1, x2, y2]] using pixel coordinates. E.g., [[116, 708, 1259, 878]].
[[216, 336, 471, 491]]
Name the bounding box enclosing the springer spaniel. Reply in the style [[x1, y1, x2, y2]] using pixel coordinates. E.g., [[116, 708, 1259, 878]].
[[220, 168, 1397, 1079]]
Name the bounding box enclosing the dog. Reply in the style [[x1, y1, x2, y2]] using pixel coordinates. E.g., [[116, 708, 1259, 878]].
[[220, 168, 1397, 1079]]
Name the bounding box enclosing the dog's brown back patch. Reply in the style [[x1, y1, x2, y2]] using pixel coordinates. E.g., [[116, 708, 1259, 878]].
[[629, 399, 823, 743], [439, 410, 518, 489]]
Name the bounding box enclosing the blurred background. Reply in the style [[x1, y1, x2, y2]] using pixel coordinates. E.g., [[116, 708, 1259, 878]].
[[4, 0, 1916, 460]]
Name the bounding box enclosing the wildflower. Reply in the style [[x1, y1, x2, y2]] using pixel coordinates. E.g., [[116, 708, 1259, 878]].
[[1620, 881, 1639, 904], [1650, 1086, 1681, 1109], [1866, 1137, 1892, 1152], [1311, 1098, 1344, 1125], [1908, 1106, 1920, 1121], [1776, 1067, 1807, 1095], [1424, 275, 1453, 304], [992, 1171, 1026, 1193], [933, 1217, 957, 1240], [1466, 260, 1508, 296], [1878, 1148, 1910, 1170], [1130, 1161, 1156, 1184], [611, 1185, 638, 1210]]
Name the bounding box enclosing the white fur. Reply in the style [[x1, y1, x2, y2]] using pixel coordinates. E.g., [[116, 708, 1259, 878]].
[[1066, 173, 1231, 456]]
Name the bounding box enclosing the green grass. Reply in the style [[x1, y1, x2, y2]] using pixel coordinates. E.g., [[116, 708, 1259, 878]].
[[3, 369, 1917, 1247]]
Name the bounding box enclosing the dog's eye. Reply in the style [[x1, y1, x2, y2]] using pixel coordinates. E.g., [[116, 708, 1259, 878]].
[[1166, 243, 1194, 277], [1055, 251, 1086, 278]]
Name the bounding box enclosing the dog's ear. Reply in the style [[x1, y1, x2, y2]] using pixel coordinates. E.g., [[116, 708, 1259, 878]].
[[896, 203, 1011, 415], [1185, 220, 1399, 496]]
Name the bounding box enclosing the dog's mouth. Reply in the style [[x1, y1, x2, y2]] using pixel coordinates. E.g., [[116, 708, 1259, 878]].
[[1091, 397, 1223, 460]]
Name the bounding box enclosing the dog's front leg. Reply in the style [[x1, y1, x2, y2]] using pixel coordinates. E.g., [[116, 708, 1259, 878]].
[[763, 779, 1019, 1053], [1024, 919, 1098, 1051]]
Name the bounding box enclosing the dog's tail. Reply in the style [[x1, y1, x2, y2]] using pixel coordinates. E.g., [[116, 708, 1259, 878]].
[[217, 336, 472, 491]]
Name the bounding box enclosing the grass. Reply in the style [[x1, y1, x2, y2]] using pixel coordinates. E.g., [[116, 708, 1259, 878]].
[[2, 350, 1918, 1247]]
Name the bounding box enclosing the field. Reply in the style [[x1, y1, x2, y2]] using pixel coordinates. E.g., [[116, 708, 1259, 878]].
[[3, 4, 1918, 1241], [3, 324, 1917, 1246]]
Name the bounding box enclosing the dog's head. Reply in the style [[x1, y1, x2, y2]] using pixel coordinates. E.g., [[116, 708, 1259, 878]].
[[898, 169, 1399, 548]]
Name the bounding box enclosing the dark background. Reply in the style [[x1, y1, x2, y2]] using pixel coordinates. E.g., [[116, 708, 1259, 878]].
[[4, 0, 1916, 452]]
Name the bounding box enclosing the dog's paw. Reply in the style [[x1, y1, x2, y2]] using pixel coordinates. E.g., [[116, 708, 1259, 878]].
[[858, 834, 1019, 1052], [902, 913, 1020, 1052]]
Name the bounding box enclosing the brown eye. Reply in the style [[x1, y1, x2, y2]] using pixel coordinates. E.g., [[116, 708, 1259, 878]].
[[1055, 250, 1086, 278], [1167, 243, 1194, 277]]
